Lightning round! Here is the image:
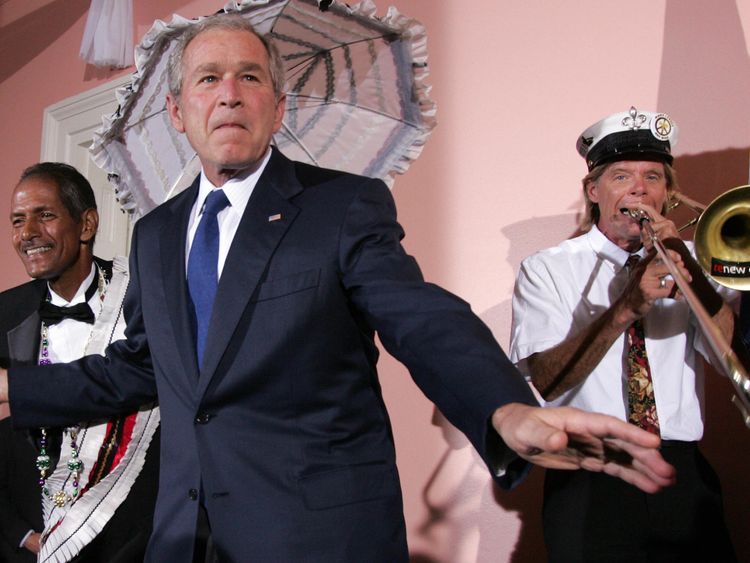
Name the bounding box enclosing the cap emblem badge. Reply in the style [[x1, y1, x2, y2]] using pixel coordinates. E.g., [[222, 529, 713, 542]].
[[621, 106, 647, 130], [650, 113, 673, 141]]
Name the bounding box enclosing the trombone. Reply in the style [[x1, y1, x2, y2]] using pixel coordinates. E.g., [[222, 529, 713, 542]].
[[622, 185, 750, 429]]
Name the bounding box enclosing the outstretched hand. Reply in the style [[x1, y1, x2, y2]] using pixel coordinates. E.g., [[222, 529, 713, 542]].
[[492, 403, 675, 493]]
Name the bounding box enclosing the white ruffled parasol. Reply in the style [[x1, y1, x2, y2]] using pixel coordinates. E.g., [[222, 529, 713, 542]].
[[90, 0, 436, 218]]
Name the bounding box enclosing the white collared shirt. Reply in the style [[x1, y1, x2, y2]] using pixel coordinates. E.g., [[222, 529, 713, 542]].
[[43, 263, 102, 364], [185, 148, 272, 278], [510, 225, 737, 441]]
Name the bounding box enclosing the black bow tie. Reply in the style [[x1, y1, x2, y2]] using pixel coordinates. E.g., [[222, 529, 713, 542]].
[[38, 301, 95, 325], [38, 269, 100, 326]]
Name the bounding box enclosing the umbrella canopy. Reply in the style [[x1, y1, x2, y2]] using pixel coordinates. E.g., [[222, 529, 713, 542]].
[[90, 0, 436, 218]]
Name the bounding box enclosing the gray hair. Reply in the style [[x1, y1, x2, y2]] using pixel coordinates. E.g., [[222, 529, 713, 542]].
[[19, 162, 97, 220], [167, 13, 285, 101], [580, 161, 679, 232]]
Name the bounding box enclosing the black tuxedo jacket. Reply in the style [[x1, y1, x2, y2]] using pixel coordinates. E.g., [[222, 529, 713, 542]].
[[11, 149, 536, 562], [1, 260, 159, 563], [0, 277, 51, 562], [0, 414, 40, 563]]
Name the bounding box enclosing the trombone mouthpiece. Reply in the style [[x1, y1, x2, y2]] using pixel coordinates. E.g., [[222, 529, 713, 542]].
[[621, 207, 649, 223]]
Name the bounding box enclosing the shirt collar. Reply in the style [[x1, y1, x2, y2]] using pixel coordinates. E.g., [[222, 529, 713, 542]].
[[48, 262, 97, 306], [587, 224, 646, 270], [196, 147, 273, 217]]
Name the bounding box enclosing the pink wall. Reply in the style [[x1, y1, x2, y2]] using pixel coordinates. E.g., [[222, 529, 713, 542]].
[[1, 0, 749, 561]]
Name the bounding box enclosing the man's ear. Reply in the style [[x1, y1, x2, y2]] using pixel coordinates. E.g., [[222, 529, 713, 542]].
[[80, 208, 99, 244], [272, 93, 286, 133], [166, 93, 186, 133]]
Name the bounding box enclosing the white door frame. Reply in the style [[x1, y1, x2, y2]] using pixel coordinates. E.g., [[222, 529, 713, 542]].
[[41, 75, 134, 259]]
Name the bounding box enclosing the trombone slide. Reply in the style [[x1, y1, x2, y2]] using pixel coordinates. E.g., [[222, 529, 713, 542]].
[[623, 207, 750, 429]]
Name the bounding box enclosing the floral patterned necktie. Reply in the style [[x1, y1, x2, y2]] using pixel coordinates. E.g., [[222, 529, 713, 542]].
[[625, 255, 660, 435]]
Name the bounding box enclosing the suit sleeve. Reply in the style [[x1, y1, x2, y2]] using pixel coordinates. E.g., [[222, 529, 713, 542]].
[[338, 178, 537, 488], [9, 223, 158, 429]]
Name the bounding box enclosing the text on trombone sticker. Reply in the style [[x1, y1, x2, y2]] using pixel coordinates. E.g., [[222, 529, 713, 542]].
[[711, 258, 750, 277]]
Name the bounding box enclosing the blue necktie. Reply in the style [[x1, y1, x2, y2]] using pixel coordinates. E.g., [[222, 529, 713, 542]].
[[188, 189, 230, 367]]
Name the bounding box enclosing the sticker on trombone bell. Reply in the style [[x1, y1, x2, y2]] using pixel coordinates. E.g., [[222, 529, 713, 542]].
[[711, 258, 750, 277]]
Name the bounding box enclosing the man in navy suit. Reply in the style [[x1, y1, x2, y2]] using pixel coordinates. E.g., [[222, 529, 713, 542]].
[[0, 14, 674, 562]]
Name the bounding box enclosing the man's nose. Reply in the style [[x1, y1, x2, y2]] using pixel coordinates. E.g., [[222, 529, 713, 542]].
[[218, 79, 242, 107], [630, 176, 646, 195], [19, 219, 39, 241]]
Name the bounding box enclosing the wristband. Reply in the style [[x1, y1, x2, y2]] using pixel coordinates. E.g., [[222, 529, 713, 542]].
[[662, 237, 724, 317], [732, 317, 750, 369]]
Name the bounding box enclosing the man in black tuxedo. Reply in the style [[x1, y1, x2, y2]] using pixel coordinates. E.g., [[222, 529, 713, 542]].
[[0, 162, 159, 562], [1, 16, 674, 562]]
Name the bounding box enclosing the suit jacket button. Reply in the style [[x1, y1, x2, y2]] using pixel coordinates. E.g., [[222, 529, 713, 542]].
[[188, 488, 199, 501], [195, 413, 211, 424]]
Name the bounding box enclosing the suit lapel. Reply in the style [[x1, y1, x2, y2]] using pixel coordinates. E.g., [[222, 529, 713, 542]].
[[198, 151, 302, 395], [7, 281, 47, 366], [159, 178, 202, 385], [8, 312, 42, 365]]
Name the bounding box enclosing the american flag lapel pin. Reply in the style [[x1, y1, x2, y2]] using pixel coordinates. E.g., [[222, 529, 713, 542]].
[[268, 213, 282, 222]]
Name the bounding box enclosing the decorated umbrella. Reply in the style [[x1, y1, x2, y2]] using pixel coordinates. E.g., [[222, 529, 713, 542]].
[[90, 0, 436, 218]]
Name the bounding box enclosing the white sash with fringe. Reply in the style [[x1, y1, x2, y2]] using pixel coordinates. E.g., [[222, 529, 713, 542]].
[[38, 257, 160, 563]]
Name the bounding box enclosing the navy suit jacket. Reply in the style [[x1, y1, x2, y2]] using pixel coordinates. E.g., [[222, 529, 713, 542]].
[[11, 149, 536, 562]]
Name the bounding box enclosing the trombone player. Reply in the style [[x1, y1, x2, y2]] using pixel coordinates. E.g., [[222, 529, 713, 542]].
[[510, 107, 738, 561]]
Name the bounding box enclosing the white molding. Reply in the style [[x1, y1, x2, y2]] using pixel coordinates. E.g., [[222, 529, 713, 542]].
[[41, 74, 134, 259], [41, 74, 132, 161]]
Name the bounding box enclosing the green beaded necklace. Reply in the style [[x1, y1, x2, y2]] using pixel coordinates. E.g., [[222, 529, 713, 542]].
[[35, 268, 106, 508]]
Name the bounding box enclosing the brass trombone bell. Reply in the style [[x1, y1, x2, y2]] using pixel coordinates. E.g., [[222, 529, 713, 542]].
[[691, 185, 750, 291]]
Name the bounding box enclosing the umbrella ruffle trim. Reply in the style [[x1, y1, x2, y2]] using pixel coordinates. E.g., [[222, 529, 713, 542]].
[[90, 12, 197, 216], [90, 0, 437, 216], [371, 2, 436, 186]]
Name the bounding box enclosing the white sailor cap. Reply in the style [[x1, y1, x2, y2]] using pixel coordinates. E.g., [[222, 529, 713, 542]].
[[576, 106, 679, 171]]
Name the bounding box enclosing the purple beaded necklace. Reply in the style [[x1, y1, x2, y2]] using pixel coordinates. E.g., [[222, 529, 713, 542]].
[[36, 324, 84, 507], [35, 268, 105, 507]]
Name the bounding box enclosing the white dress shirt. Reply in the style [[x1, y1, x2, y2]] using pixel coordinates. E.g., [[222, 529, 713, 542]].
[[185, 148, 272, 278], [510, 225, 736, 441], [43, 263, 101, 364], [29, 263, 100, 547]]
